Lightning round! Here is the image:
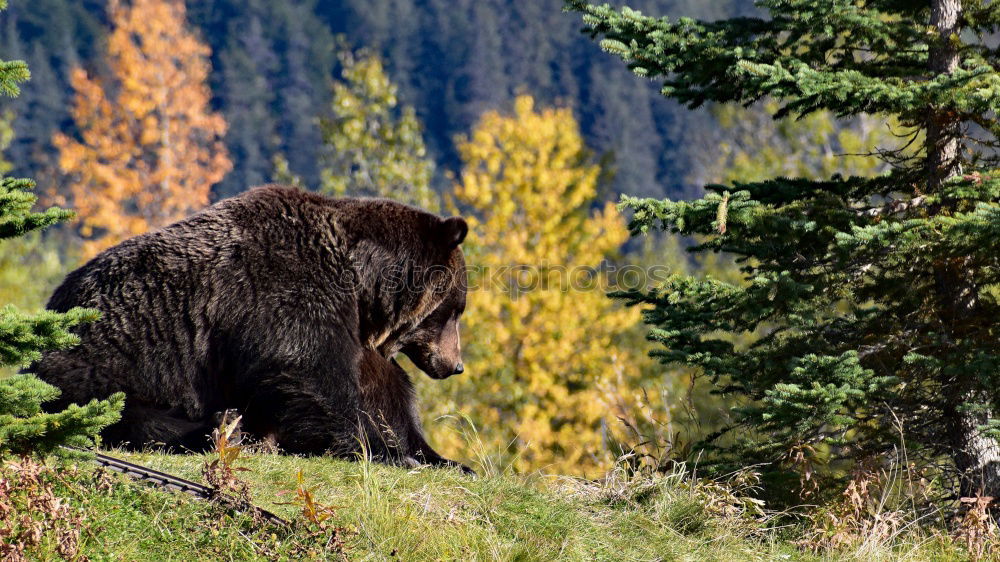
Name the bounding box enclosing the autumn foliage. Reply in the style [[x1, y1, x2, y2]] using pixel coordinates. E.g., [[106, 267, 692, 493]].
[[54, 0, 230, 258], [319, 50, 438, 211], [420, 95, 640, 475]]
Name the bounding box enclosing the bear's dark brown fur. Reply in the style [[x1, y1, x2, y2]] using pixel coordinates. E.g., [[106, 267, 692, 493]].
[[34, 185, 468, 469], [357, 349, 470, 472]]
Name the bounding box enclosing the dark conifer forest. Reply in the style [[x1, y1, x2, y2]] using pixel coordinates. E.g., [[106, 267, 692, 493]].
[[0, 0, 752, 201]]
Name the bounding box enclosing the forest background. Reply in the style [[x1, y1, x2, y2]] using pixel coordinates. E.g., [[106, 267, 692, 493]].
[[0, 0, 889, 476]]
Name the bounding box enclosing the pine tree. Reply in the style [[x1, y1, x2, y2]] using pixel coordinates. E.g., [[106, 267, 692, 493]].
[[0, 112, 67, 340], [215, 9, 279, 198], [0, 0, 122, 458], [318, 49, 437, 211], [53, 0, 231, 259], [0, 1, 105, 181], [274, 5, 328, 191], [206, 0, 340, 198], [567, 0, 1000, 499]]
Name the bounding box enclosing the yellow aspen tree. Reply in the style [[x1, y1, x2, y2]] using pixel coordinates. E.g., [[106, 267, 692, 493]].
[[424, 95, 639, 476], [319, 51, 438, 211], [54, 0, 231, 258]]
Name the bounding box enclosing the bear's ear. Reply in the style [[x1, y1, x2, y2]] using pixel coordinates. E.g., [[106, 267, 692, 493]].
[[441, 216, 468, 248]]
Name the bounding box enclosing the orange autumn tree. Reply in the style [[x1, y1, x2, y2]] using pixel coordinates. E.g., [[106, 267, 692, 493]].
[[54, 0, 231, 258]]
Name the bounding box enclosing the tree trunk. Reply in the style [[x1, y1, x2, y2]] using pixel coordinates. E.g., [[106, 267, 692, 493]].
[[947, 399, 1000, 499], [927, 0, 961, 190], [927, 0, 1000, 500]]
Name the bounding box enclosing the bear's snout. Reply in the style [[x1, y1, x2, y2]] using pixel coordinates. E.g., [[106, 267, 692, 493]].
[[453, 362, 464, 375]]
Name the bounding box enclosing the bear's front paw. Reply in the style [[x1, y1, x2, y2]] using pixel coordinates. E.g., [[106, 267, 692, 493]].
[[446, 460, 476, 477], [400, 456, 423, 469]]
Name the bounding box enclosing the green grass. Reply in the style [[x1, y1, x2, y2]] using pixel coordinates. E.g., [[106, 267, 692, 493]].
[[16, 449, 975, 561]]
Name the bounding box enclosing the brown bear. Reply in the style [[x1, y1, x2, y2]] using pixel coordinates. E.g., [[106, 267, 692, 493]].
[[34, 185, 469, 470]]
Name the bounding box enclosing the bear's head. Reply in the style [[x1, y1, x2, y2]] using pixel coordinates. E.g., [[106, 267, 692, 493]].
[[333, 196, 469, 378], [398, 275, 467, 379]]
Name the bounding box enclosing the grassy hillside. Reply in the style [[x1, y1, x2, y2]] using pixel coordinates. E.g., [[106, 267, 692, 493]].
[[7, 448, 973, 561]]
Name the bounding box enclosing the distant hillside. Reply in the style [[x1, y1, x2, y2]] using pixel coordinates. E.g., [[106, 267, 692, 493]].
[[0, 0, 752, 202]]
